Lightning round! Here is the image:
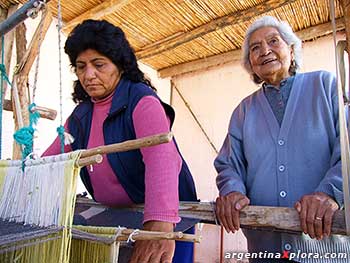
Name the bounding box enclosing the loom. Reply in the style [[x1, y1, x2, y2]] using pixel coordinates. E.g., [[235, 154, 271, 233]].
[[0, 132, 201, 263]]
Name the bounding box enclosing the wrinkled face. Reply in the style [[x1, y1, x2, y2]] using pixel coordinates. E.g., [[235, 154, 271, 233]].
[[75, 49, 121, 100], [249, 27, 293, 86]]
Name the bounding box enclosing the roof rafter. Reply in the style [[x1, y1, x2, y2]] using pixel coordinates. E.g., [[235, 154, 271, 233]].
[[159, 18, 346, 78], [135, 0, 297, 60], [62, 0, 137, 34]]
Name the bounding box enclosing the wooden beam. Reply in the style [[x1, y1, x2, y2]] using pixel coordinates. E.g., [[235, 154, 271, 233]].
[[136, 0, 297, 60], [62, 0, 137, 34], [15, 8, 52, 76], [297, 18, 345, 40], [72, 226, 201, 243], [159, 49, 241, 79], [76, 198, 347, 235], [159, 18, 345, 78], [80, 132, 173, 158], [12, 22, 27, 160], [3, 99, 57, 120]]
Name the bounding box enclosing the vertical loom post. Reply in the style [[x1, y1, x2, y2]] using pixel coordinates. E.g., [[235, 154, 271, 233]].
[[330, 0, 350, 235]]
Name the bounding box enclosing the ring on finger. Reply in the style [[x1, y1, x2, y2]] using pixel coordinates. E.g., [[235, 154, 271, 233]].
[[315, 216, 322, 221]]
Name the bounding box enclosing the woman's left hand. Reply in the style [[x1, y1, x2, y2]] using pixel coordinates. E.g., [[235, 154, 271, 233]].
[[294, 192, 339, 240], [130, 221, 175, 263]]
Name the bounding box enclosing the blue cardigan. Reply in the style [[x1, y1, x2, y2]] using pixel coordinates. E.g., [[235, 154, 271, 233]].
[[68, 77, 197, 204], [215, 71, 349, 262]]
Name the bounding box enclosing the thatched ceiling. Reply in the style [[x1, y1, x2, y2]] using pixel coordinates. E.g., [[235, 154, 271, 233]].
[[0, 0, 346, 76]]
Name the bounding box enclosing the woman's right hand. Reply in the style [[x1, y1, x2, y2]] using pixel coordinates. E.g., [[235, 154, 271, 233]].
[[215, 192, 250, 233]]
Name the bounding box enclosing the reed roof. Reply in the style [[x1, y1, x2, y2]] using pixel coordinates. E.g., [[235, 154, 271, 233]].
[[0, 0, 345, 74]]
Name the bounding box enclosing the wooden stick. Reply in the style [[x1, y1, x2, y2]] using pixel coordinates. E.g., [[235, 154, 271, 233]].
[[14, 7, 52, 76], [80, 132, 173, 158], [31, 105, 57, 120], [76, 154, 103, 167], [72, 225, 201, 243], [4, 99, 57, 120], [75, 198, 347, 235]]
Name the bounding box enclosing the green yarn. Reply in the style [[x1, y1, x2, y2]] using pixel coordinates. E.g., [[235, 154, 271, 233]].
[[13, 103, 41, 159], [29, 103, 40, 126], [56, 125, 65, 153], [0, 64, 12, 87], [13, 126, 35, 159]]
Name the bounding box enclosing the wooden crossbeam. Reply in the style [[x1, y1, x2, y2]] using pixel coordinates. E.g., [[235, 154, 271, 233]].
[[62, 0, 137, 34], [72, 226, 201, 243], [158, 18, 345, 78], [135, 0, 297, 60], [15, 7, 52, 76], [3, 99, 57, 120], [76, 198, 347, 236], [80, 132, 173, 158]]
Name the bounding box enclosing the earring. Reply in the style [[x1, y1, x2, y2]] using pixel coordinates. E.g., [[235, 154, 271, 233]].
[[290, 59, 296, 67], [289, 59, 297, 75]]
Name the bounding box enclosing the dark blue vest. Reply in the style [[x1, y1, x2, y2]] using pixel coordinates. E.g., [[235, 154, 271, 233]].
[[68, 78, 197, 204]]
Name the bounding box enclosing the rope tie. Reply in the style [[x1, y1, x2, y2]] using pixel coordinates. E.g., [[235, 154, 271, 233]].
[[56, 125, 65, 153], [127, 229, 140, 243], [56, 125, 75, 153], [114, 226, 126, 241]]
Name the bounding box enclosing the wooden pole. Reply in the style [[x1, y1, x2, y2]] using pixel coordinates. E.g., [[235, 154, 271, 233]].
[[76, 198, 348, 236], [11, 9, 52, 159], [72, 226, 201, 243], [15, 8, 52, 76], [12, 21, 27, 159], [80, 132, 173, 158], [76, 154, 103, 167], [4, 99, 57, 120], [62, 0, 137, 34]]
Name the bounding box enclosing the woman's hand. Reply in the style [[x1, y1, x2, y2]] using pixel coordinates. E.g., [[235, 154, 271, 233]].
[[130, 221, 175, 263], [294, 192, 339, 240], [215, 191, 250, 233]]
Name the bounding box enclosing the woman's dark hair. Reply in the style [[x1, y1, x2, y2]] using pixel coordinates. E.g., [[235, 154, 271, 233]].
[[64, 19, 155, 103]]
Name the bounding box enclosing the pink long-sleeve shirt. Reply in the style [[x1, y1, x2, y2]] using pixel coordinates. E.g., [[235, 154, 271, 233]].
[[43, 93, 181, 223]]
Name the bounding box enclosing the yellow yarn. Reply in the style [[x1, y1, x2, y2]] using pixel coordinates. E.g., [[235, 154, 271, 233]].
[[0, 160, 8, 196], [0, 151, 81, 263], [70, 239, 120, 263]]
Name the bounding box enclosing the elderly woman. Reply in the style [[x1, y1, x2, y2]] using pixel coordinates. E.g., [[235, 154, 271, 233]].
[[215, 16, 349, 263], [43, 19, 197, 263]]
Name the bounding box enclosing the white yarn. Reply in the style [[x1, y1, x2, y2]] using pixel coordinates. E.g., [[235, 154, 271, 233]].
[[0, 152, 79, 227]]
